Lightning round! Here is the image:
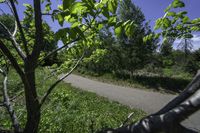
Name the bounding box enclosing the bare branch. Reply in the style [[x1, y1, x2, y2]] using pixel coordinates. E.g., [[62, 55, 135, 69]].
[[0, 20, 12, 36], [39, 52, 84, 108], [8, 0, 29, 55], [120, 112, 135, 127], [0, 8, 6, 14], [0, 68, 4, 74], [42, 13, 53, 16], [0, 69, 20, 132], [10, 90, 24, 102], [12, 20, 17, 37], [4, 1, 18, 37], [37, 37, 80, 66], [0, 21, 26, 60], [11, 38, 26, 60]]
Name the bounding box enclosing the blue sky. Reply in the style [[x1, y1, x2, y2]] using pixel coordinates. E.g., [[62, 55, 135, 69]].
[[0, 0, 200, 49], [133, 0, 200, 50]]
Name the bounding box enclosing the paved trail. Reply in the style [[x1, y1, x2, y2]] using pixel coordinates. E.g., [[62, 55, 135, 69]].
[[64, 74, 200, 131]]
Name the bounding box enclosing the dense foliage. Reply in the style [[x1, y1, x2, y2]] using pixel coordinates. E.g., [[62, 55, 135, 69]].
[[60, 0, 200, 93]]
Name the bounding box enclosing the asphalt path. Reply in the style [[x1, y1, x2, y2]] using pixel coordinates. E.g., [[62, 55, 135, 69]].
[[64, 74, 200, 131]]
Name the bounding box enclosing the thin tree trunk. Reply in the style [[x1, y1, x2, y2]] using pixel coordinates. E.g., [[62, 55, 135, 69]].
[[23, 61, 40, 133]]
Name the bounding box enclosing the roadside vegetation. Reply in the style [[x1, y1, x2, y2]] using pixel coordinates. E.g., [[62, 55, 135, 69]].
[[0, 68, 145, 132], [75, 69, 192, 94]]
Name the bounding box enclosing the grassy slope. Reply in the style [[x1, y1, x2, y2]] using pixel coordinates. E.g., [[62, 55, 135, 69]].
[[0, 68, 145, 132]]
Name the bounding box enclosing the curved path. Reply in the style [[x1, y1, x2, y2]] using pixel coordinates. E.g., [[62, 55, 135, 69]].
[[64, 74, 200, 130]]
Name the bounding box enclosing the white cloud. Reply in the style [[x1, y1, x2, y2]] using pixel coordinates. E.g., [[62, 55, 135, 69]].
[[192, 34, 200, 42], [174, 39, 181, 44], [191, 34, 200, 50]]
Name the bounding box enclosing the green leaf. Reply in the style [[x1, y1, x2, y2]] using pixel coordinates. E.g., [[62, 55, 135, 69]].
[[114, 26, 122, 37], [191, 18, 200, 24], [70, 2, 87, 14], [102, 6, 110, 18], [154, 18, 162, 30], [163, 18, 171, 28], [57, 14, 64, 26], [183, 34, 193, 38], [164, 4, 172, 12], [71, 22, 80, 28], [97, 23, 104, 30], [95, 3, 104, 9], [63, 0, 75, 10], [108, 16, 117, 26], [23, 3, 32, 9], [167, 11, 176, 17], [108, 0, 118, 13], [0, 0, 5, 3], [172, 0, 185, 8], [176, 24, 183, 30], [182, 16, 189, 23], [69, 28, 78, 39], [45, 2, 51, 12], [191, 26, 200, 31], [73, 27, 85, 39], [64, 15, 77, 23], [55, 28, 70, 40], [124, 21, 135, 37]]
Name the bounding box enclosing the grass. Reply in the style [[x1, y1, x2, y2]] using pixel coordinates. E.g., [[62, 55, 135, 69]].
[[75, 68, 193, 94], [0, 68, 145, 132]]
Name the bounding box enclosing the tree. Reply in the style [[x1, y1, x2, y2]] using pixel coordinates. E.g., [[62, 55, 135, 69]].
[[117, 0, 158, 73], [80, 26, 120, 74], [0, 0, 129, 132], [178, 38, 193, 61], [183, 48, 200, 74], [160, 38, 174, 67], [160, 38, 174, 57]]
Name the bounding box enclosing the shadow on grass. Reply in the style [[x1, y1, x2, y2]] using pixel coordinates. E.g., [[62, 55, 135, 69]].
[[114, 73, 191, 93]]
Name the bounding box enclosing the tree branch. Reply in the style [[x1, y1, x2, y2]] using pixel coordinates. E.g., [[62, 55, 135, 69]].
[[0, 21, 26, 60], [41, 13, 53, 16], [0, 68, 20, 132], [31, 0, 43, 63], [39, 52, 84, 108], [10, 90, 24, 102], [37, 37, 80, 66], [13, 20, 17, 37], [8, 0, 29, 55], [0, 40, 25, 79]]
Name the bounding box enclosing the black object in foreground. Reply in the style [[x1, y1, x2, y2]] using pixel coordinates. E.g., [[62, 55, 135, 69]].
[[99, 71, 200, 133]]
